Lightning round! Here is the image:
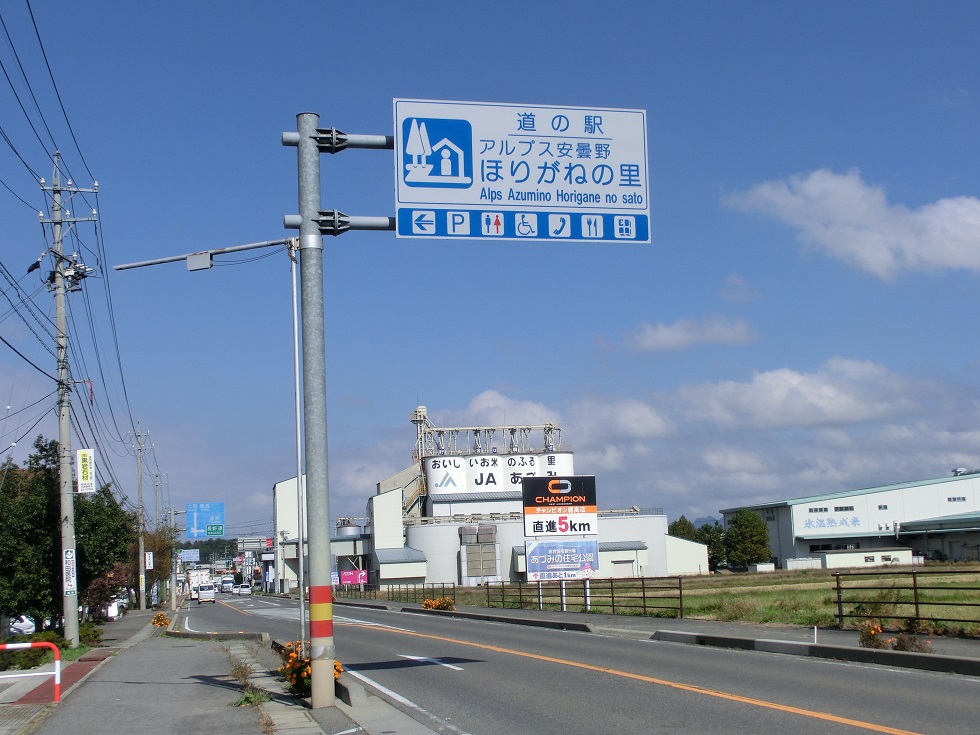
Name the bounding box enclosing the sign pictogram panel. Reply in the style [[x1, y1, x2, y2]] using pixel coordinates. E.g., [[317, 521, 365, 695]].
[[394, 99, 650, 243]]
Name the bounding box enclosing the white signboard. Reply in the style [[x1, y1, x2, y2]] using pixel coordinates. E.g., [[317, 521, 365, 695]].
[[424, 451, 575, 495], [76, 448, 96, 493], [63, 548, 77, 595], [394, 99, 650, 243]]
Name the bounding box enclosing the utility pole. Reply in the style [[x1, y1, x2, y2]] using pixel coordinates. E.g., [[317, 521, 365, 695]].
[[170, 507, 178, 611], [40, 153, 96, 648], [135, 428, 147, 610]]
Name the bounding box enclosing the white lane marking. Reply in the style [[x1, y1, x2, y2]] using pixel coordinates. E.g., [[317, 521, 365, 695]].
[[334, 615, 414, 632], [398, 654, 463, 671], [344, 668, 473, 735]]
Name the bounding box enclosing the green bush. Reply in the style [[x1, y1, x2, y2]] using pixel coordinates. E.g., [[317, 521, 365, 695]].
[[0, 630, 68, 671], [79, 621, 103, 647]]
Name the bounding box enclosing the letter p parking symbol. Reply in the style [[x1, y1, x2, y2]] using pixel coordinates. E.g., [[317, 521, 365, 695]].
[[447, 211, 470, 235]]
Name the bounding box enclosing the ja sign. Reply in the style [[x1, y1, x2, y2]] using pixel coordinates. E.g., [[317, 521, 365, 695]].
[[394, 99, 650, 243]]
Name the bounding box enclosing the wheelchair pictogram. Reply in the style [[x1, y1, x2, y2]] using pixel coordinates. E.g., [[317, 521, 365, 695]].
[[515, 213, 538, 237]]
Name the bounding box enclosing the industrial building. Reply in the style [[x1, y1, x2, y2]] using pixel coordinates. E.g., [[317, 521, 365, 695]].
[[271, 406, 707, 591], [720, 470, 980, 569]]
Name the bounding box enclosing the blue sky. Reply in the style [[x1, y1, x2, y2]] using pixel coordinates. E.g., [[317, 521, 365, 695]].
[[2, 2, 980, 537]]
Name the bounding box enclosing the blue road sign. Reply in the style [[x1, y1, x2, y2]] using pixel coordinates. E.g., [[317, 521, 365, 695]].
[[394, 99, 650, 243], [186, 502, 225, 539]]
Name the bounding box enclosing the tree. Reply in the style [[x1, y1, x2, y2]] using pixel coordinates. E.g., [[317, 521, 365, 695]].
[[142, 525, 177, 595], [668, 515, 697, 540], [0, 437, 60, 628], [693, 522, 726, 571], [76, 487, 137, 593], [0, 436, 136, 629], [724, 509, 772, 568], [76, 486, 137, 619]]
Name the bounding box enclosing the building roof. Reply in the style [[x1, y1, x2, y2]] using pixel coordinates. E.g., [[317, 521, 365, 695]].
[[900, 510, 980, 533], [720, 473, 976, 514], [512, 540, 647, 555], [429, 492, 522, 503], [374, 547, 427, 564], [817, 547, 911, 555]]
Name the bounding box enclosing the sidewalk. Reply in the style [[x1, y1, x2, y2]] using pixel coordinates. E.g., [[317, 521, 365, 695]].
[[0, 606, 437, 735]]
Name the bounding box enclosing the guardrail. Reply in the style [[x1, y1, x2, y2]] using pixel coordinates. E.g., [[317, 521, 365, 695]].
[[484, 577, 684, 616], [0, 641, 61, 702], [834, 568, 980, 628]]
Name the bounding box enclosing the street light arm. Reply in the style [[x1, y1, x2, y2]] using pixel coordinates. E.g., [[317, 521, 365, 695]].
[[114, 238, 296, 271]]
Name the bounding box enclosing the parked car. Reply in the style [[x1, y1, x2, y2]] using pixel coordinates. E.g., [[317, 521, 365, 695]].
[[233, 584, 251, 596], [7, 615, 35, 636]]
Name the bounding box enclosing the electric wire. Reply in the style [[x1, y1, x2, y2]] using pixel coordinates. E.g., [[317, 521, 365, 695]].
[[24, 0, 95, 181], [0, 8, 57, 153]]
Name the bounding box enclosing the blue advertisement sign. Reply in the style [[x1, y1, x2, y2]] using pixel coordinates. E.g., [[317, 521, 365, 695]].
[[525, 539, 599, 581]]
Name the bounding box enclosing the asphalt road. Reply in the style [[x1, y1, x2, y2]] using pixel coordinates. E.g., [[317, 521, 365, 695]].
[[188, 595, 980, 735]]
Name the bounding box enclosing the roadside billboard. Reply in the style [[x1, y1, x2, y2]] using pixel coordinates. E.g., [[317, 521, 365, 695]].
[[525, 539, 599, 580], [521, 476, 598, 537]]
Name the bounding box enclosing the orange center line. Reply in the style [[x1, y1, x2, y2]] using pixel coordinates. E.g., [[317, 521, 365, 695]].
[[339, 622, 923, 735]]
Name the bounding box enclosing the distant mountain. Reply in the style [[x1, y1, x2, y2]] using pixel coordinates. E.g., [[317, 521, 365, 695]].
[[694, 516, 719, 527]]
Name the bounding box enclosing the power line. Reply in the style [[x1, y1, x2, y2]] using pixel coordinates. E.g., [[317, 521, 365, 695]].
[[0, 331, 56, 380], [24, 0, 95, 181]]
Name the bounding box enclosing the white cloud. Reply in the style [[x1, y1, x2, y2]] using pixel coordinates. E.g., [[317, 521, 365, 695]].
[[436, 389, 559, 427], [624, 314, 757, 352], [721, 273, 761, 303], [723, 168, 980, 279], [677, 357, 919, 429], [339, 367, 979, 526], [567, 398, 673, 442], [699, 446, 767, 475]]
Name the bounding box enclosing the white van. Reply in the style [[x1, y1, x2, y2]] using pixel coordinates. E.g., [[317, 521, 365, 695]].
[[197, 582, 217, 604]]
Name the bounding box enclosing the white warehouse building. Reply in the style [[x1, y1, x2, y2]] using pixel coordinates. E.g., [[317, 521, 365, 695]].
[[721, 470, 980, 569], [272, 407, 708, 588]]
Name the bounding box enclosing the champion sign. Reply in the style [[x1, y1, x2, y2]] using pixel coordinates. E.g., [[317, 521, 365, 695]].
[[521, 476, 598, 538]]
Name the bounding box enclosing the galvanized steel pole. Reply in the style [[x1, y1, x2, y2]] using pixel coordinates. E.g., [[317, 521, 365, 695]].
[[294, 112, 335, 708], [51, 155, 80, 647]]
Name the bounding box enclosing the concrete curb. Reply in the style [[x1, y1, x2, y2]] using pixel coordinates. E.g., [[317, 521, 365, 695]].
[[166, 607, 270, 643], [650, 630, 980, 676], [399, 605, 597, 632], [167, 627, 269, 643]]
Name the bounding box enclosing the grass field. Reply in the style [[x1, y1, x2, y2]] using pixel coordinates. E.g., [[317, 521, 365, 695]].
[[444, 564, 980, 637]]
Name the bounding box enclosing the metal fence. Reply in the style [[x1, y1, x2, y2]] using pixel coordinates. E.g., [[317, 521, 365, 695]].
[[339, 577, 684, 617], [340, 583, 457, 605], [833, 569, 980, 628], [483, 577, 684, 617]]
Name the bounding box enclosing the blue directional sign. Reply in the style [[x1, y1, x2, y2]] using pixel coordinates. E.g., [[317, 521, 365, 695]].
[[394, 99, 650, 243], [185, 502, 225, 539]]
